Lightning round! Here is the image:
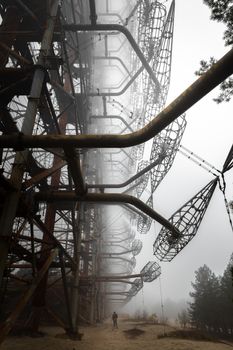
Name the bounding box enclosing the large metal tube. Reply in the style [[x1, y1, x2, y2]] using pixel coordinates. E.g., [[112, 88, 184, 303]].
[[90, 115, 134, 132], [88, 155, 164, 189], [63, 24, 160, 91], [34, 191, 180, 237], [1, 46, 233, 149]]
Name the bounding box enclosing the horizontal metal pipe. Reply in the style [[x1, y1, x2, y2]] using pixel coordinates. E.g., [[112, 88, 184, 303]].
[[94, 56, 132, 76], [101, 250, 134, 256], [88, 155, 163, 189], [106, 298, 127, 302], [90, 115, 134, 132], [101, 281, 134, 285], [1, 47, 233, 149], [22, 160, 66, 189], [87, 65, 144, 96], [82, 273, 142, 280], [34, 192, 180, 237], [123, 203, 147, 221], [104, 292, 128, 295], [63, 24, 160, 91]]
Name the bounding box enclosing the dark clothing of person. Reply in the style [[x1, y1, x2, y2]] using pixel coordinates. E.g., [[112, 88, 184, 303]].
[[112, 312, 118, 328]]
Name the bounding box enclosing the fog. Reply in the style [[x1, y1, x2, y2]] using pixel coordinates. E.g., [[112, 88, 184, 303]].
[[121, 0, 233, 318], [90, 0, 233, 319]]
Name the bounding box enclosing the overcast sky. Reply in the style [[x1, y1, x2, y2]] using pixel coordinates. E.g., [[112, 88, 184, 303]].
[[123, 0, 233, 314]]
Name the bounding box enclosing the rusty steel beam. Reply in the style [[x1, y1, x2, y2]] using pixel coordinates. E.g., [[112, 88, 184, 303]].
[[0, 42, 31, 66], [64, 147, 87, 195], [59, 251, 75, 334], [9, 273, 29, 284], [11, 233, 46, 245], [46, 306, 66, 329], [1, 46, 233, 149], [0, 0, 60, 288], [0, 249, 58, 345], [33, 217, 76, 269], [34, 192, 180, 237], [22, 160, 66, 189]]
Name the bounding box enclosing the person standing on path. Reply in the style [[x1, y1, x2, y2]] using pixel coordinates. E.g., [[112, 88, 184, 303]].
[[112, 311, 118, 329]]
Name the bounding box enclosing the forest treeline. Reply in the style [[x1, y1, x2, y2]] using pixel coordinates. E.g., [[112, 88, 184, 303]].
[[188, 254, 233, 335]]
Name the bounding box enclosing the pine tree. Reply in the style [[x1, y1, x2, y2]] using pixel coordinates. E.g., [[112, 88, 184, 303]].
[[189, 264, 221, 332], [195, 0, 233, 103], [220, 253, 233, 334]]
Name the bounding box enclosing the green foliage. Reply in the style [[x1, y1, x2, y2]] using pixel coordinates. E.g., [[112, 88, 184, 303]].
[[196, 60, 233, 102], [212, 77, 233, 103], [189, 265, 221, 331], [219, 253, 233, 332], [203, 0, 233, 45], [189, 255, 233, 334], [196, 0, 233, 102]]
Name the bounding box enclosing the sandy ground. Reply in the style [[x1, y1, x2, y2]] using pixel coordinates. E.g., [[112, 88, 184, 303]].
[[1, 320, 232, 350]]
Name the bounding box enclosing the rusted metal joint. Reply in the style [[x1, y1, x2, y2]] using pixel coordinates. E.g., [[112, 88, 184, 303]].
[[13, 132, 25, 152]]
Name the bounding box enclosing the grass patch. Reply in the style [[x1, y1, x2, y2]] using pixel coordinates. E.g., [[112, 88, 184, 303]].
[[158, 329, 217, 342]]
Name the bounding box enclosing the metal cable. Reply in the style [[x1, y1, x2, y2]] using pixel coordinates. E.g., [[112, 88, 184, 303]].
[[179, 144, 221, 177], [218, 174, 233, 233]]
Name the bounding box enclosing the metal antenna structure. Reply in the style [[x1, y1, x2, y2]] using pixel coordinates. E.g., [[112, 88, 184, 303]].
[[0, 0, 233, 344]]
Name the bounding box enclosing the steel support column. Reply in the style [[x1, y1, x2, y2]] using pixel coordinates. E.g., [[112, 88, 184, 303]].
[[0, 0, 59, 287], [0, 249, 57, 344]]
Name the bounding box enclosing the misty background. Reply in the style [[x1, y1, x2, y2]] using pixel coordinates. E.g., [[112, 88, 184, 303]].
[[122, 0, 233, 320]]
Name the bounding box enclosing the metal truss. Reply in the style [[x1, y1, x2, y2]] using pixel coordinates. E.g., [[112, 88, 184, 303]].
[[0, 0, 92, 339], [127, 277, 143, 297], [150, 114, 187, 192], [135, 160, 150, 198], [0, 0, 232, 343], [137, 196, 153, 234], [130, 1, 175, 161], [140, 261, 161, 282], [153, 179, 218, 262]]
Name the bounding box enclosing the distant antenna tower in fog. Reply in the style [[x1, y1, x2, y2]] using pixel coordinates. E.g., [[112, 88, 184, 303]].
[[0, 0, 232, 343]]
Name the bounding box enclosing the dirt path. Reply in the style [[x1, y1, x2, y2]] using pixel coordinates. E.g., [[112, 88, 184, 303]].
[[1, 320, 232, 350]]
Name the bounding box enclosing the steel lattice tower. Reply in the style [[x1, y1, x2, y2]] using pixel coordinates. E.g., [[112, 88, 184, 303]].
[[0, 0, 232, 344]]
